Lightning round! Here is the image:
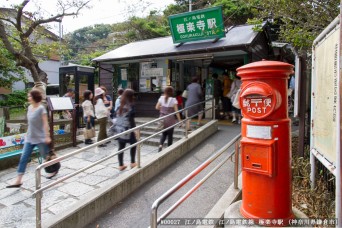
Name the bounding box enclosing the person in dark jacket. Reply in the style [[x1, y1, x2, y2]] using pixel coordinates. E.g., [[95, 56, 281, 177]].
[[212, 73, 222, 110], [115, 89, 137, 171]]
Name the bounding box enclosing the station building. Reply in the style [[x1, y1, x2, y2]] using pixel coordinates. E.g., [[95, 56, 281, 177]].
[[93, 23, 291, 117]]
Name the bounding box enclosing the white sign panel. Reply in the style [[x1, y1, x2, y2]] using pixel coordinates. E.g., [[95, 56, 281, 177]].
[[247, 125, 272, 140], [121, 69, 128, 81], [48, 97, 74, 111], [144, 68, 163, 77], [311, 21, 340, 165]]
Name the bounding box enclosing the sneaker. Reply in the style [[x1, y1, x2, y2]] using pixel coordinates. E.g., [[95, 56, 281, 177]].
[[158, 147, 162, 152], [119, 165, 127, 171], [232, 118, 237, 123]]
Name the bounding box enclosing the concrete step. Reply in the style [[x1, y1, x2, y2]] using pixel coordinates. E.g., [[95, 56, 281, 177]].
[[140, 130, 184, 139], [137, 124, 185, 134], [140, 135, 182, 146]]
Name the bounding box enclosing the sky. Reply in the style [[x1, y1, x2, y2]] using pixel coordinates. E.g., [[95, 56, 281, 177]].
[[1, 0, 176, 34]]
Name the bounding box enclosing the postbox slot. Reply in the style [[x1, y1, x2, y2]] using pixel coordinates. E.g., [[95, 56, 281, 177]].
[[252, 163, 261, 168], [241, 139, 276, 177]]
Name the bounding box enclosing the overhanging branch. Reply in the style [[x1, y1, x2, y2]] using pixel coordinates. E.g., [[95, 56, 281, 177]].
[[16, 0, 29, 32], [24, 0, 92, 37]]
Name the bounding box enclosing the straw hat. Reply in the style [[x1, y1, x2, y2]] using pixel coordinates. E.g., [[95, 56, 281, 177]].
[[94, 88, 104, 96]]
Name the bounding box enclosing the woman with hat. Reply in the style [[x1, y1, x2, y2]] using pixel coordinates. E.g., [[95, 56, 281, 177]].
[[94, 87, 109, 147], [82, 90, 95, 145]]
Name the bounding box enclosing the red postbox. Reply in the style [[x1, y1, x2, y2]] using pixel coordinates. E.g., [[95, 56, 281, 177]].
[[236, 60, 294, 222]]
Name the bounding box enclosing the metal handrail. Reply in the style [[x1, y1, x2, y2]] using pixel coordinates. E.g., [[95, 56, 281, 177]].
[[33, 98, 216, 228], [150, 133, 241, 228]]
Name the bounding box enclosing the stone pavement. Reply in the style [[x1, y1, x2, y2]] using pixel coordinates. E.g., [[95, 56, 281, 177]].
[[0, 118, 233, 228], [0, 118, 167, 228]]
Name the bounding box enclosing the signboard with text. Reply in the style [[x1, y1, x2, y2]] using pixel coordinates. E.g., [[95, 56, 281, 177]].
[[168, 6, 225, 44], [311, 19, 340, 167]]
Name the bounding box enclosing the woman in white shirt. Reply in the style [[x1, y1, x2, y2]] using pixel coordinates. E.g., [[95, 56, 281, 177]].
[[82, 90, 95, 144], [94, 87, 108, 147], [155, 86, 182, 152]]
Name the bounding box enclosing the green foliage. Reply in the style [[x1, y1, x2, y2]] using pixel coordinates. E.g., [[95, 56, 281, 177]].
[[213, 0, 257, 26], [163, 3, 188, 17], [244, 0, 340, 52], [65, 24, 113, 56], [163, 0, 256, 27], [0, 90, 28, 107], [246, 18, 263, 32], [0, 0, 91, 82], [126, 14, 169, 41], [75, 50, 107, 66], [0, 41, 26, 88]]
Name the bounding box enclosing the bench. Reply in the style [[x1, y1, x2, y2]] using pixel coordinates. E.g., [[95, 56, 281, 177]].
[[0, 147, 39, 159]]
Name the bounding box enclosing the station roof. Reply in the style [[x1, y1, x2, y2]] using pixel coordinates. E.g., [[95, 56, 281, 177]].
[[93, 24, 262, 63]]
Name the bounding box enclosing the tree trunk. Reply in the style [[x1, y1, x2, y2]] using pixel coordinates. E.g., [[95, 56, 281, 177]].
[[29, 63, 48, 105]]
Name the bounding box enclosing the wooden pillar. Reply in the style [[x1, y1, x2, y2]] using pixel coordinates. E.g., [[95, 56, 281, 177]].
[[298, 53, 307, 157]]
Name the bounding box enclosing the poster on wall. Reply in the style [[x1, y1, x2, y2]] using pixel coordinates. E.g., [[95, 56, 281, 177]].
[[121, 69, 128, 81], [141, 62, 150, 77], [139, 79, 147, 92], [143, 68, 163, 77]]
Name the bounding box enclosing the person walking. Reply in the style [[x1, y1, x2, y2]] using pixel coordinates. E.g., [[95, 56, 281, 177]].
[[115, 89, 137, 171], [222, 72, 232, 119], [114, 88, 124, 114], [82, 90, 95, 145], [7, 90, 52, 188], [94, 87, 108, 147], [228, 75, 242, 123], [155, 86, 182, 152], [185, 76, 203, 130]]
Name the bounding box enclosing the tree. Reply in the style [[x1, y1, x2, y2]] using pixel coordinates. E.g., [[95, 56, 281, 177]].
[[244, 0, 340, 52], [0, 0, 91, 89], [0, 42, 25, 88], [111, 11, 170, 43], [65, 24, 112, 57], [163, 0, 256, 27], [212, 0, 256, 26]]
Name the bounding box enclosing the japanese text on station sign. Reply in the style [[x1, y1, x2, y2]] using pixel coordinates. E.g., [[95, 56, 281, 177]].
[[168, 7, 225, 44]]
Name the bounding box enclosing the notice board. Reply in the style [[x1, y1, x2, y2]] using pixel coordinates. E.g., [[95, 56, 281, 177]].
[[311, 19, 340, 166]]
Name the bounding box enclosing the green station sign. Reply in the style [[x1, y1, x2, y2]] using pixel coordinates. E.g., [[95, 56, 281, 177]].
[[168, 6, 225, 44]]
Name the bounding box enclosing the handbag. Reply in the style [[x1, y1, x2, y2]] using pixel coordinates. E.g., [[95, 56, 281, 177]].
[[44, 150, 61, 174], [232, 89, 241, 109], [84, 122, 95, 139], [182, 90, 188, 99]]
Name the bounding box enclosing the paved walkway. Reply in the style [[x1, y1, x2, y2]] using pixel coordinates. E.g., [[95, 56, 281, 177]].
[[0, 118, 234, 228], [87, 124, 241, 228]]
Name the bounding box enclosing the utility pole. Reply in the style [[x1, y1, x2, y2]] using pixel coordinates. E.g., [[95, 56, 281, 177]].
[[189, 0, 192, 12], [58, 19, 64, 65]]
